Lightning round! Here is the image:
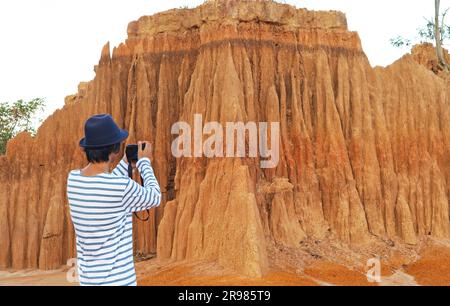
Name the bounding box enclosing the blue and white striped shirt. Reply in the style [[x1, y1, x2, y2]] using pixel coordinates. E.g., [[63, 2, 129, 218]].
[[67, 157, 161, 286]]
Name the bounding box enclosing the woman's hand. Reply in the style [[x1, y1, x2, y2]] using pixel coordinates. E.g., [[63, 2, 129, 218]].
[[138, 141, 152, 160], [121, 149, 136, 168]]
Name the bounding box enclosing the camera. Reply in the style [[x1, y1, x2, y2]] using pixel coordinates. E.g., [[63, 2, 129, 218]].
[[125, 143, 146, 163]]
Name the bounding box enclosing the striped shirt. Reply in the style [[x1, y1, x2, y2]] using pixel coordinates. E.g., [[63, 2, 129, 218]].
[[67, 157, 161, 286]]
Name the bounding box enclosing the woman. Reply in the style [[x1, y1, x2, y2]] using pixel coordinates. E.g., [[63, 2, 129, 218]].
[[67, 114, 161, 286]]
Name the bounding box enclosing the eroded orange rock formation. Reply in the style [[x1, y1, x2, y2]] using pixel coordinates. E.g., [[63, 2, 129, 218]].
[[0, 0, 449, 276]]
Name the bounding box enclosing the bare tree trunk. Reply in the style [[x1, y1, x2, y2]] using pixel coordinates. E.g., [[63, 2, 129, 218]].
[[435, 0, 450, 72]]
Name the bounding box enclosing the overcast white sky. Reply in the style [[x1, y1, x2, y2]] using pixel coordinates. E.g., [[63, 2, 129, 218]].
[[0, 0, 449, 120]]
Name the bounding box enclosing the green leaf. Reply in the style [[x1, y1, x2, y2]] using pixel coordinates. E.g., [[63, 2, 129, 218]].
[[0, 98, 45, 154]]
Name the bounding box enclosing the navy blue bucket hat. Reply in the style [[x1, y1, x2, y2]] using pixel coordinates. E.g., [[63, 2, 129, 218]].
[[79, 114, 128, 148]]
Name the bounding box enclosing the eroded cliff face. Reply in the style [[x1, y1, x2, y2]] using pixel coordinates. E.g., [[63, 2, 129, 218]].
[[0, 0, 449, 276]]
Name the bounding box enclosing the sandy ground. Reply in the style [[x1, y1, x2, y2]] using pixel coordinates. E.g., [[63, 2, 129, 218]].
[[403, 245, 450, 286], [1, 241, 449, 286], [0, 269, 76, 286]]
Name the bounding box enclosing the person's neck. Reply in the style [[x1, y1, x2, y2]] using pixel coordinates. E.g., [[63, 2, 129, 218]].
[[81, 161, 111, 176]]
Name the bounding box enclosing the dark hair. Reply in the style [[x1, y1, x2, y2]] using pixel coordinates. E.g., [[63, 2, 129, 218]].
[[84, 142, 121, 163]]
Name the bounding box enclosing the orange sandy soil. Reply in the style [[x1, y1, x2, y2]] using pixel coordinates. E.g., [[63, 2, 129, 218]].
[[136, 260, 375, 286], [1, 244, 449, 286], [402, 246, 450, 286], [134, 241, 450, 286], [0, 269, 76, 286], [136, 261, 317, 286]]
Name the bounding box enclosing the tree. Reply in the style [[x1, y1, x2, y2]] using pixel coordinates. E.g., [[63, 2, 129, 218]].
[[435, 0, 450, 71], [0, 98, 45, 155], [390, 2, 450, 72]]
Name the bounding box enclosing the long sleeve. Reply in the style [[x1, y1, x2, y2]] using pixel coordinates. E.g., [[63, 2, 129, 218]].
[[121, 157, 161, 213], [111, 158, 129, 177]]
